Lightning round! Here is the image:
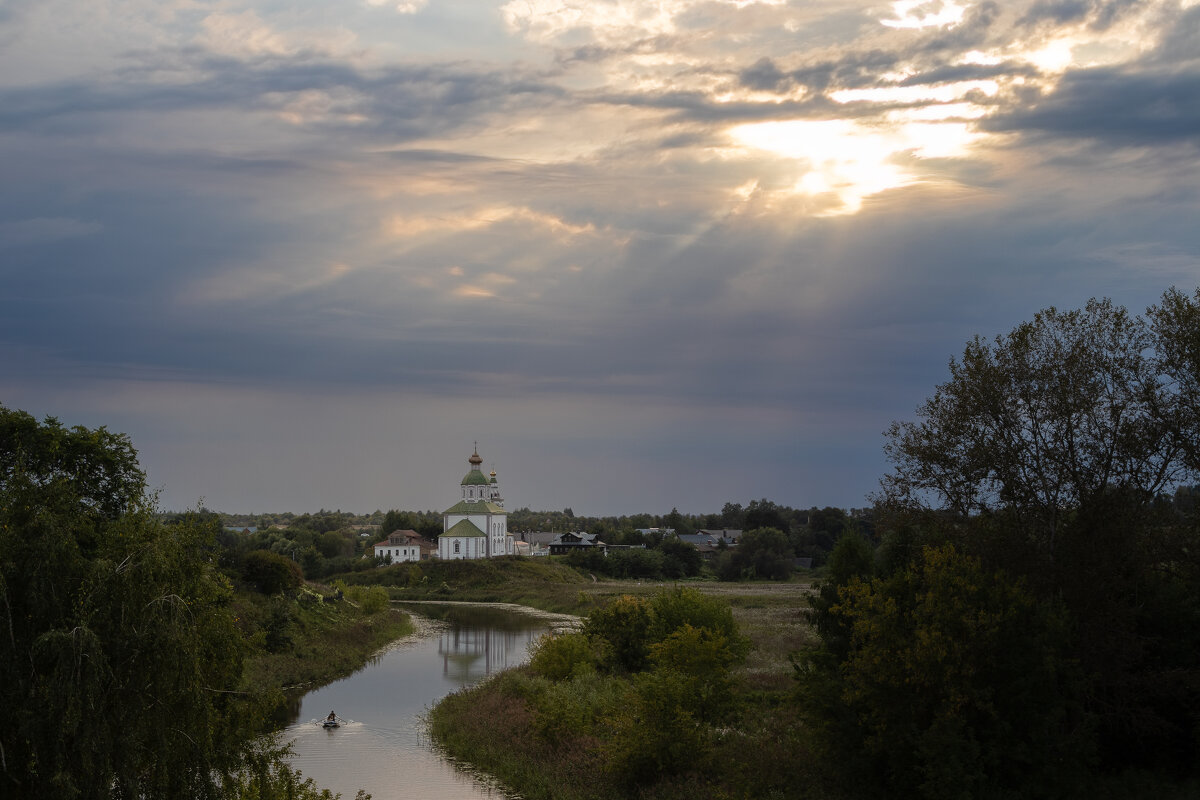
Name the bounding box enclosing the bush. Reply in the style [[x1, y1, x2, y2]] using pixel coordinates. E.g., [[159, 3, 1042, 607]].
[[583, 594, 653, 672], [714, 527, 794, 581], [648, 624, 739, 722], [606, 667, 711, 785], [583, 588, 749, 675], [528, 672, 627, 745], [647, 587, 748, 661], [335, 583, 390, 613], [799, 545, 1089, 799], [528, 632, 595, 681], [242, 550, 303, 594]]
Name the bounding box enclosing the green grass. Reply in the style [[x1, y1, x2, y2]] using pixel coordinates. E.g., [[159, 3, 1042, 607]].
[[338, 556, 595, 613], [233, 583, 413, 692]]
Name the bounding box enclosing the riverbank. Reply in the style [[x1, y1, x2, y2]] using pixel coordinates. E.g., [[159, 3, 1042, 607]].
[[234, 582, 414, 695], [342, 556, 594, 613]]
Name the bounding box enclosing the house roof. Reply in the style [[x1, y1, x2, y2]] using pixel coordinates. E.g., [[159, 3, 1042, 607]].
[[441, 519, 486, 538], [374, 539, 419, 550], [550, 532, 601, 546], [520, 532, 559, 546], [697, 529, 742, 540], [443, 499, 507, 516]]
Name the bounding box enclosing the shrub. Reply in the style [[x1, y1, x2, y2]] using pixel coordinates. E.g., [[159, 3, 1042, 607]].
[[799, 545, 1089, 799], [357, 586, 390, 614], [529, 672, 627, 745], [336, 583, 390, 613], [582, 594, 653, 672], [242, 550, 303, 594], [583, 588, 749, 675], [528, 632, 595, 681], [649, 624, 739, 722], [647, 587, 749, 662], [606, 667, 711, 785]]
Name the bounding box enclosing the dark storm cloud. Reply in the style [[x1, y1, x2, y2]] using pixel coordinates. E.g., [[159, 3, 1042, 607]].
[[736, 50, 905, 94], [1017, 0, 1139, 29], [911, 0, 1002, 54], [553, 35, 681, 67], [739, 57, 790, 92], [0, 49, 566, 143], [985, 66, 1200, 147], [5, 0, 1200, 514], [898, 61, 1037, 86]]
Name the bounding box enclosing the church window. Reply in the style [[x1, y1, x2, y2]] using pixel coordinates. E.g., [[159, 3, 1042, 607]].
[[454, 541, 460, 554]]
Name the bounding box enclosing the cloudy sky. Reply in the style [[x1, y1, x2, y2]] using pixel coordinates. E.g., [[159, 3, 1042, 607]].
[[2, 0, 1198, 516]]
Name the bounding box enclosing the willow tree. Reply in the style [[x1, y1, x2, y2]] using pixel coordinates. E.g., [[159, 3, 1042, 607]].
[[0, 407, 250, 799]]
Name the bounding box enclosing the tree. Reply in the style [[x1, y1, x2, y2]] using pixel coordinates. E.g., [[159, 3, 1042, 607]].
[[716, 527, 793, 581], [1148, 286, 1200, 472], [800, 546, 1088, 799], [718, 501, 745, 529], [242, 549, 304, 594], [881, 297, 1192, 553], [658, 537, 702, 577], [806, 530, 875, 661], [0, 406, 257, 798], [663, 506, 692, 536], [744, 498, 790, 534], [864, 292, 1200, 784]]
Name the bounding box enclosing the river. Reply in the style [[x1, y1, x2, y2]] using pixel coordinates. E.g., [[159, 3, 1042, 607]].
[[282, 602, 575, 799]]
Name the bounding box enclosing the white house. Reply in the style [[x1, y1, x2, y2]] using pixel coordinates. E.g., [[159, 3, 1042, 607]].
[[438, 448, 513, 560], [374, 529, 423, 563]]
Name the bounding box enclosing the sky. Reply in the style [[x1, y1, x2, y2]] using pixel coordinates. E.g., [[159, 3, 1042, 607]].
[[2, 0, 1199, 516]]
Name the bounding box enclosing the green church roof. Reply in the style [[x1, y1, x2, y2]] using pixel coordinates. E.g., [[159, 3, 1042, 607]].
[[440, 519, 486, 538], [442, 500, 507, 516], [461, 471, 490, 486]]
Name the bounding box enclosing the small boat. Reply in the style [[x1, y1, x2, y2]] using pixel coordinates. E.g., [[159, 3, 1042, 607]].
[[322, 719, 340, 729]]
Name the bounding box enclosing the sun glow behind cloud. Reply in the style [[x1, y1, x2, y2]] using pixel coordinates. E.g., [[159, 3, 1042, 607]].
[[730, 115, 983, 214]]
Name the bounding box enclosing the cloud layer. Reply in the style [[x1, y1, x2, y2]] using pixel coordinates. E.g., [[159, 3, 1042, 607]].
[[3, 0, 1198, 514]]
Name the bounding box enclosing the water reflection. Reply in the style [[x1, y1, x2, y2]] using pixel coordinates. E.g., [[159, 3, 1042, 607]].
[[282, 602, 571, 800], [438, 625, 539, 683]]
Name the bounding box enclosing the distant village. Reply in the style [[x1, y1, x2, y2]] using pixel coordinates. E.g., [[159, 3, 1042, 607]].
[[218, 447, 872, 581], [349, 448, 740, 565]]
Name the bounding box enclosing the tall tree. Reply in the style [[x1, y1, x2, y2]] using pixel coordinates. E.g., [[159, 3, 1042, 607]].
[[0, 407, 252, 799], [881, 297, 1192, 553], [837, 292, 1200, 788]]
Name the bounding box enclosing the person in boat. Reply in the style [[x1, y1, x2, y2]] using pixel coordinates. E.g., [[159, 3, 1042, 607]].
[[327, 711, 337, 723]]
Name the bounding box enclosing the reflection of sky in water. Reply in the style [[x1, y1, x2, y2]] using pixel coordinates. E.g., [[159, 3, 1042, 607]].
[[282, 605, 557, 799]]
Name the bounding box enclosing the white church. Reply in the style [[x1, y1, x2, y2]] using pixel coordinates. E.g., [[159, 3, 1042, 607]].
[[437, 447, 513, 560]]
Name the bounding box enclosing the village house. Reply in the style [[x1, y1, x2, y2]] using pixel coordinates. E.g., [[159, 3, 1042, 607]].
[[373, 529, 428, 563], [548, 531, 604, 556]]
